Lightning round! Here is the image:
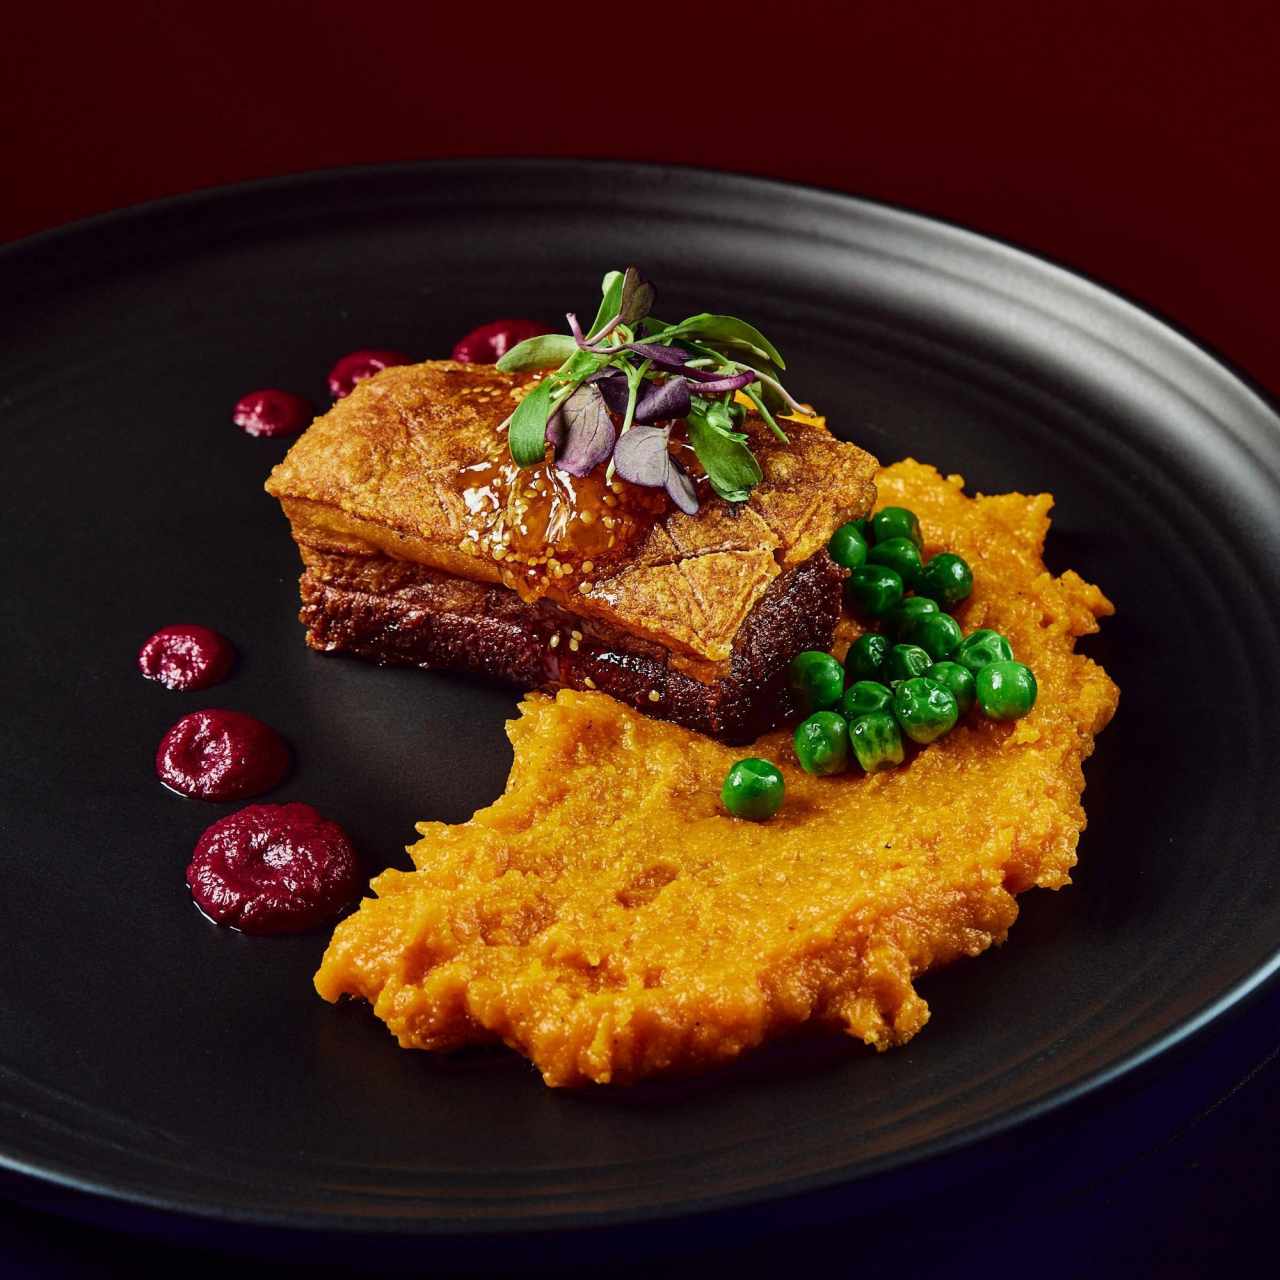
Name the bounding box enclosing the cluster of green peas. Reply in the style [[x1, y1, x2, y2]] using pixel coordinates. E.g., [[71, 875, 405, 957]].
[[720, 506, 1038, 821]]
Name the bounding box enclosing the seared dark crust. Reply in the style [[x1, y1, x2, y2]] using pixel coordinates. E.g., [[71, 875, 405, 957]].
[[298, 550, 846, 743]]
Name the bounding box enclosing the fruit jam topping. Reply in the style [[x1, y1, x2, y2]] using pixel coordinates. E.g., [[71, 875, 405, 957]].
[[232, 389, 314, 438], [187, 803, 361, 935], [454, 443, 673, 600], [452, 319, 550, 365], [156, 709, 290, 802], [138, 625, 235, 691], [327, 349, 412, 399]]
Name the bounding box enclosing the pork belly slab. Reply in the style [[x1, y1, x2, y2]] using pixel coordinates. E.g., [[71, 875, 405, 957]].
[[265, 360, 878, 742]]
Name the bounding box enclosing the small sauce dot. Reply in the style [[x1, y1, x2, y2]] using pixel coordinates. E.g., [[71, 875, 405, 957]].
[[232, 390, 313, 438], [138, 625, 235, 691], [187, 803, 360, 935], [452, 319, 550, 364], [156, 710, 289, 802], [327, 349, 412, 399]]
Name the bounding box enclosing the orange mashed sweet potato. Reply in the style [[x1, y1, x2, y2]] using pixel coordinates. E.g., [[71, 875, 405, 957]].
[[315, 460, 1119, 1086]]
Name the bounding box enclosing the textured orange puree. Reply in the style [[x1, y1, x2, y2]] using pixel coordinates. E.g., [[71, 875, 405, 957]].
[[315, 460, 1119, 1086]]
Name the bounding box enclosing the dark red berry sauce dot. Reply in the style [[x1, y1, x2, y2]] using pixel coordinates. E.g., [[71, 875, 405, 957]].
[[187, 803, 361, 935], [451, 318, 549, 364], [156, 709, 290, 802], [327, 349, 412, 399], [138, 625, 235, 691], [232, 389, 314, 438]]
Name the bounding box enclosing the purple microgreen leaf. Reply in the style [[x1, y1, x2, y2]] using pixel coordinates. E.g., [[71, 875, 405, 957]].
[[624, 342, 691, 367], [664, 457, 699, 515], [611, 425, 672, 489], [550, 383, 616, 477], [681, 369, 757, 394], [634, 376, 691, 424], [590, 368, 631, 416], [679, 364, 737, 383], [617, 267, 656, 326]]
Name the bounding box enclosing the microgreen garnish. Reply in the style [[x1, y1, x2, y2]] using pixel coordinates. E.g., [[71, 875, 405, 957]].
[[546, 383, 614, 477], [496, 267, 802, 513], [612, 425, 699, 514]]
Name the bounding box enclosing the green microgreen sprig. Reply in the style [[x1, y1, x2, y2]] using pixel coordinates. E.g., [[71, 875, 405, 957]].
[[495, 267, 801, 513]]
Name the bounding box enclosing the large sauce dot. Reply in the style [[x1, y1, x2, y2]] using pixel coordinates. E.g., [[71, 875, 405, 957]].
[[232, 389, 314, 438], [327, 349, 412, 399], [451, 319, 549, 364], [156, 709, 290, 801], [187, 803, 361, 935], [138, 625, 235, 691]]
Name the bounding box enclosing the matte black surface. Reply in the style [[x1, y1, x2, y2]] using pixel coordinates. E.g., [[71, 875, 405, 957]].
[[1, 161, 1278, 1235], [4, 979, 1275, 1273]]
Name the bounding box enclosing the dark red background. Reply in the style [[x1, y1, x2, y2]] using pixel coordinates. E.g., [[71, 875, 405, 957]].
[[3, 1, 1277, 394]]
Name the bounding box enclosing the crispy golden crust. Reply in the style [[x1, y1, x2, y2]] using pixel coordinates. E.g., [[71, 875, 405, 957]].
[[314, 461, 1120, 1087], [265, 361, 878, 668]]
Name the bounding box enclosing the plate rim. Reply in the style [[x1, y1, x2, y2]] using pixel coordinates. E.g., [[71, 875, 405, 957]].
[[3, 157, 1279, 1234], [6, 155, 1275, 415]]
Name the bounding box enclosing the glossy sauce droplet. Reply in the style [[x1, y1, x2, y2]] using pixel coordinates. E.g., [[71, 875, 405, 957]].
[[455, 450, 669, 601], [327, 349, 413, 399], [138, 625, 235, 691], [156, 709, 290, 802], [187, 803, 361, 935], [452, 319, 549, 364], [232, 389, 314, 438]]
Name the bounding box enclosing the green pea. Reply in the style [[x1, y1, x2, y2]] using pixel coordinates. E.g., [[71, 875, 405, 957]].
[[827, 522, 869, 571], [721, 758, 785, 820], [867, 537, 923, 588], [871, 506, 922, 549], [886, 643, 933, 683], [886, 596, 939, 643], [917, 552, 973, 610], [793, 711, 850, 776], [848, 711, 905, 773], [787, 650, 845, 714], [840, 680, 894, 720], [846, 565, 904, 618], [845, 633, 889, 682], [927, 660, 976, 716], [913, 612, 964, 661], [954, 628, 1014, 674], [892, 677, 959, 745], [976, 660, 1038, 721]]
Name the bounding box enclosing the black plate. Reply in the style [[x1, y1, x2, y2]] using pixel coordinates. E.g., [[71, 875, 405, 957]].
[[2, 161, 1279, 1236]]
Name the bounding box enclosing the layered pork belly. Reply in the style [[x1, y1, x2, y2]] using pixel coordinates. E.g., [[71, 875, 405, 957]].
[[265, 361, 878, 742]]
